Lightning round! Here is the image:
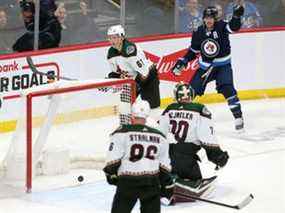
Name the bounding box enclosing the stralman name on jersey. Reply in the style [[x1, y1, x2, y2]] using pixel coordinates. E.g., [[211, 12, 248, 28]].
[[129, 134, 160, 143]]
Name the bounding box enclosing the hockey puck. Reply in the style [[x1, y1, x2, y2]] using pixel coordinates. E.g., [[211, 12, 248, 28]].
[[77, 175, 84, 182]]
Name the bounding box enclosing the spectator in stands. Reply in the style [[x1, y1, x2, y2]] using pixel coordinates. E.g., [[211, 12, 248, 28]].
[[0, 8, 13, 54], [0, 8, 8, 30], [244, 1, 271, 26], [214, 2, 224, 20], [40, 0, 57, 16], [134, 0, 173, 36], [178, 0, 203, 33], [202, 0, 230, 8], [12, 0, 61, 52], [54, 1, 102, 46], [266, 0, 285, 26], [66, 0, 103, 44], [54, 2, 67, 29], [0, 6, 24, 54], [225, 0, 263, 28], [270, 0, 285, 26], [0, 1, 24, 29]]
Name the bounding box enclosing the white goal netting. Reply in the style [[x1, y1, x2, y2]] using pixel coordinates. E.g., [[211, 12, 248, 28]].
[[0, 78, 135, 192]]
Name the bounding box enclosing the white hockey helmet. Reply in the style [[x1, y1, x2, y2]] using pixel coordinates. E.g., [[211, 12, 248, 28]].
[[107, 24, 125, 37], [132, 100, 150, 119]]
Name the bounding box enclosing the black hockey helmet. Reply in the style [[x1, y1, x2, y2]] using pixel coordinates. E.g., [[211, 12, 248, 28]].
[[174, 82, 195, 103], [20, 0, 35, 13], [203, 6, 218, 20]]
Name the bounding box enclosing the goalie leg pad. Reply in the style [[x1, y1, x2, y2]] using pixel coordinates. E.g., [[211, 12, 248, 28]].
[[173, 176, 217, 203], [169, 143, 202, 180]]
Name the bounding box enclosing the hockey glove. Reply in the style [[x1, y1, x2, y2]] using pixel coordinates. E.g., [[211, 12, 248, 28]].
[[106, 174, 118, 185], [172, 59, 186, 76], [214, 151, 229, 169], [233, 4, 244, 18], [108, 72, 121, 79], [203, 145, 229, 169]]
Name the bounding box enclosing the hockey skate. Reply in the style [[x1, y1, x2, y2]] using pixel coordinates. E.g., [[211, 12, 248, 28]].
[[235, 117, 245, 133], [173, 175, 217, 203]]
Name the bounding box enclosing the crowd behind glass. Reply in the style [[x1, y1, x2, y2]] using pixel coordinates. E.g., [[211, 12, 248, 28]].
[[0, 0, 284, 54]]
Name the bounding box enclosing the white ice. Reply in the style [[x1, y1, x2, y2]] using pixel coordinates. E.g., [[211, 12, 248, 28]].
[[0, 98, 284, 213]]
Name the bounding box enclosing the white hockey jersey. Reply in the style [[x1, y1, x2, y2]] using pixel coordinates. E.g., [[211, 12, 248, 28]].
[[105, 124, 171, 177], [159, 102, 218, 146], [107, 39, 153, 79]]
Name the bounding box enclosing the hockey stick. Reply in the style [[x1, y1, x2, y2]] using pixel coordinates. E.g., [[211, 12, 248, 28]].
[[174, 192, 254, 210], [26, 56, 78, 81], [201, 65, 213, 87]]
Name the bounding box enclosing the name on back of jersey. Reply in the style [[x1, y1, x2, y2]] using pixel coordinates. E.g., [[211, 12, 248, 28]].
[[169, 111, 194, 120], [129, 134, 160, 144]]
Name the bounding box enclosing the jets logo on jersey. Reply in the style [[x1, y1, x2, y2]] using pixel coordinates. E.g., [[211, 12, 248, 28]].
[[201, 38, 220, 58]]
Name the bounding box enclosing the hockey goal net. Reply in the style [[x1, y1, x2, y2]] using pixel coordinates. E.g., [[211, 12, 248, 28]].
[[1, 78, 136, 193]]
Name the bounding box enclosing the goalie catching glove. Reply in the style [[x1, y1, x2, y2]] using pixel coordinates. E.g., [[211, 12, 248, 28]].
[[202, 144, 229, 170]]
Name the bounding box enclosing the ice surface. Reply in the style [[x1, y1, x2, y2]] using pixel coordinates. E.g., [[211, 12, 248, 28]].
[[0, 98, 284, 213]]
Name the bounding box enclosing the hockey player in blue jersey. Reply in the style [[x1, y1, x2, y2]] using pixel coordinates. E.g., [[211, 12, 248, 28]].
[[172, 4, 245, 131]]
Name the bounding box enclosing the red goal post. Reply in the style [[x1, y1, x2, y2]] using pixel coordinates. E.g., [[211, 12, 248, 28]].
[[4, 78, 136, 193]]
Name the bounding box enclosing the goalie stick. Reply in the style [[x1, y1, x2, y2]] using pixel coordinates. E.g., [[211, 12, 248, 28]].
[[26, 56, 78, 81], [174, 192, 254, 210]]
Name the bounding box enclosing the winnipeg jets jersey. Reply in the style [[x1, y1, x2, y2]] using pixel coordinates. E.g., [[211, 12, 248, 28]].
[[159, 102, 218, 146], [105, 124, 171, 177], [182, 17, 242, 70], [107, 39, 153, 79]]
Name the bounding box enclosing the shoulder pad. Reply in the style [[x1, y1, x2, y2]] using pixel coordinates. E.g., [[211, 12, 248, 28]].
[[122, 40, 137, 57], [107, 47, 120, 59], [161, 103, 174, 115], [201, 106, 212, 119], [110, 125, 128, 135]]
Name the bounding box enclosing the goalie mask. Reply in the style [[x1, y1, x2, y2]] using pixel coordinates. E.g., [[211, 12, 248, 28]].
[[174, 82, 195, 103], [107, 25, 125, 37], [132, 100, 150, 119]]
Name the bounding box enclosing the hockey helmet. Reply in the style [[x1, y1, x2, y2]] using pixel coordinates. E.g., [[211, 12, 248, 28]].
[[174, 82, 195, 103], [203, 6, 218, 20], [20, 0, 35, 13], [132, 100, 150, 119], [107, 25, 125, 37]]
